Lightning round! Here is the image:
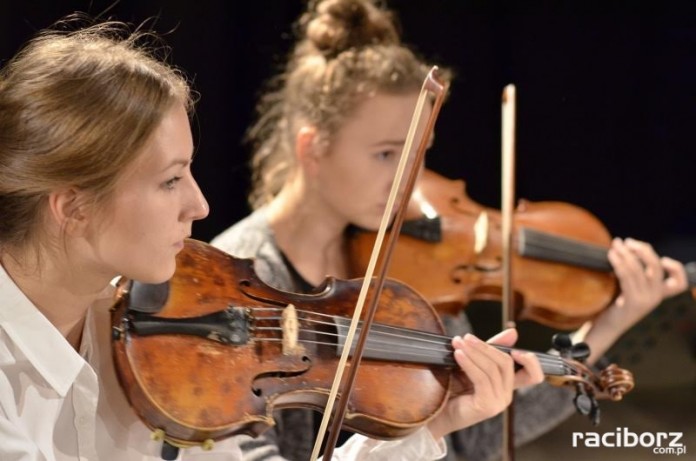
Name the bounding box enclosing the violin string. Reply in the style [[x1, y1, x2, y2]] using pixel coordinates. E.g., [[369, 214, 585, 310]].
[[253, 305, 567, 361], [294, 309, 568, 369], [520, 229, 609, 269], [251, 336, 579, 379], [245, 307, 569, 371], [250, 306, 571, 371], [254, 306, 454, 346], [254, 318, 454, 359], [529, 230, 608, 259], [252, 330, 573, 374], [526, 238, 606, 267]]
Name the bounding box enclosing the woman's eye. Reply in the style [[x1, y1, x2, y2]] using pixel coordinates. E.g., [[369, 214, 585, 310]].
[[376, 150, 395, 161], [163, 176, 182, 190]]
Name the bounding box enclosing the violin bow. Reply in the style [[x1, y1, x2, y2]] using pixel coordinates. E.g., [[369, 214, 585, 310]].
[[500, 83, 517, 461], [311, 67, 448, 461]]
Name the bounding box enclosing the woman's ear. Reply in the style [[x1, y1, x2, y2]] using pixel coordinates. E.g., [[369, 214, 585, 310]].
[[295, 125, 320, 176], [46, 188, 91, 237]]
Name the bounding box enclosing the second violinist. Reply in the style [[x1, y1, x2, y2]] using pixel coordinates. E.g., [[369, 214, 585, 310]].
[[212, 1, 688, 460]]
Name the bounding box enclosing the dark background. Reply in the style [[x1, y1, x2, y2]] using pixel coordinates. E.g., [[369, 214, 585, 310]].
[[2, 3, 695, 458], [3, 0, 696, 263]]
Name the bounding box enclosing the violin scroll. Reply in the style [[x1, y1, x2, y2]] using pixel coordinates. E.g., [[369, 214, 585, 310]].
[[600, 364, 635, 401], [547, 332, 634, 426]]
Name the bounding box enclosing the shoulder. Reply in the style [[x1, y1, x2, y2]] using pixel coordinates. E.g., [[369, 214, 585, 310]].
[[211, 208, 275, 259], [210, 209, 295, 291]]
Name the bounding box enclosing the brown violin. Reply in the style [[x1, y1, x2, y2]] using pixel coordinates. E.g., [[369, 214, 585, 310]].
[[349, 169, 694, 330], [111, 239, 634, 449]]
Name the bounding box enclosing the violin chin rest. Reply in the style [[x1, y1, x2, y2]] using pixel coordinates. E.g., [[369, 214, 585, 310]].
[[127, 280, 170, 314]]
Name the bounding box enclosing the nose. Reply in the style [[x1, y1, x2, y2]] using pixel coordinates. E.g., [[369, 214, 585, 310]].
[[390, 157, 425, 197], [183, 175, 209, 222]]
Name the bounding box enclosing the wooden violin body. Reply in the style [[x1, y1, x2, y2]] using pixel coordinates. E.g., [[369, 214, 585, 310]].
[[111, 239, 457, 445], [349, 169, 619, 330], [111, 239, 633, 448]]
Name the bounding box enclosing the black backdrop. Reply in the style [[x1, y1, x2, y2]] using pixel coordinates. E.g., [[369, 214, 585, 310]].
[[2, 0, 696, 261]]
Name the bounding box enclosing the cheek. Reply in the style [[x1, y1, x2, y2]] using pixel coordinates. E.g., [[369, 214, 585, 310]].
[[104, 223, 178, 283], [115, 193, 175, 236], [90, 182, 184, 281], [104, 191, 146, 224], [104, 207, 149, 243]]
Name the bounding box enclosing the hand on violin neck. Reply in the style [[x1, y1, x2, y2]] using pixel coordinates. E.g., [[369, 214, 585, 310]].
[[609, 238, 663, 318], [487, 329, 545, 390], [610, 237, 687, 303], [426, 329, 544, 441], [581, 237, 689, 364], [660, 255, 688, 298]]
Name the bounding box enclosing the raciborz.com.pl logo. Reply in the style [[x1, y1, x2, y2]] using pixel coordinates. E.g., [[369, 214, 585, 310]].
[[573, 427, 687, 456]]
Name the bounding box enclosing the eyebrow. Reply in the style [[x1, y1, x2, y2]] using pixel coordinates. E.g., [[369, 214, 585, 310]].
[[159, 157, 192, 173], [368, 140, 406, 148]]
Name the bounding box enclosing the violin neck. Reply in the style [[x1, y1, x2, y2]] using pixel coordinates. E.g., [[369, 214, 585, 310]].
[[519, 228, 696, 288], [334, 318, 570, 378], [517, 227, 613, 272]]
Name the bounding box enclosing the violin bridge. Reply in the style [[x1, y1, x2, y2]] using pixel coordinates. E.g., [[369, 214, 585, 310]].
[[282, 304, 305, 356], [474, 211, 489, 254]]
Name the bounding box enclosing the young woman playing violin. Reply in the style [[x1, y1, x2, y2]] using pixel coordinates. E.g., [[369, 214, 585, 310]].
[[211, 0, 689, 460], [0, 15, 543, 461], [0, 19, 257, 461]]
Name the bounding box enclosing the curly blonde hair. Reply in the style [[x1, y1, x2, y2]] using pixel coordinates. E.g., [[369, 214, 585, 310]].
[[247, 0, 449, 209]]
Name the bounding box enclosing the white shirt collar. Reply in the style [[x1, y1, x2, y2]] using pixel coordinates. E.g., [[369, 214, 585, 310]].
[[0, 262, 87, 397]]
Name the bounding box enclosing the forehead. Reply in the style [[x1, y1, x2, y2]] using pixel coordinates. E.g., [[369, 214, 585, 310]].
[[122, 103, 193, 178], [333, 92, 429, 145]]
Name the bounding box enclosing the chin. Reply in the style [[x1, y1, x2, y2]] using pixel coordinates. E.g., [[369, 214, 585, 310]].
[[128, 261, 176, 284], [352, 214, 382, 231]]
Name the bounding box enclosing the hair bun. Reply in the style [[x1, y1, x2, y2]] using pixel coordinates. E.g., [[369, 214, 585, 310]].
[[303, 0, 399, 58]]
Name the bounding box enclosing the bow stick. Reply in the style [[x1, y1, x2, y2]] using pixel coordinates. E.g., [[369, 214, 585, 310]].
[[311, 66, 448, 460], [500, 83, 517, 461]]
